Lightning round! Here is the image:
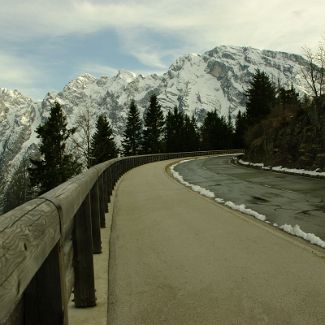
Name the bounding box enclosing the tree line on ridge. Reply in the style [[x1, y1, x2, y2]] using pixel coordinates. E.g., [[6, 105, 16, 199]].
[[3, 92, 237, 212], [3, 37, 325, 214]]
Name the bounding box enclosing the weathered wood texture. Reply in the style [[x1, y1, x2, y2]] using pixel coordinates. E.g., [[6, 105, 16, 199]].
[[103, 172, 109, 214], [90, 182, 102, 254], [0, 200, 60, 324], [3, 300, 23, 325], [98, 175, 106, 228], [24, 243, 66, 325], [0, 149, 243, 324], [72, 194, 96, 307], [40, 168, 99, 240], [63, 240, 74, 302]]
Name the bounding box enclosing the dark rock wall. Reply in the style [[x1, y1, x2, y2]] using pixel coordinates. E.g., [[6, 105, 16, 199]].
[[245, 101, 325, 171]]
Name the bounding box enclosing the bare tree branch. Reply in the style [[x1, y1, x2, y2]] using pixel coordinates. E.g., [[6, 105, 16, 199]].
[[301, 40, 325, 100], [71, 103, 95, 168]]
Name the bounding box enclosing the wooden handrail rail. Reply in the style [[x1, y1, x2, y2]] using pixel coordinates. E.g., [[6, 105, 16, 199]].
[[0, 149, 243, 324]]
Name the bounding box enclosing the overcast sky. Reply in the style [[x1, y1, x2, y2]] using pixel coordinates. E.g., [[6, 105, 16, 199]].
[[1, 0, 324, 99]]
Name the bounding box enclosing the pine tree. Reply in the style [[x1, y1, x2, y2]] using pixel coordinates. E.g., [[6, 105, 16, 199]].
[[165, 110, 174, 152], [245, 69, 276, 125], [28, 101, 81, 194], [201, 110, 233, 150], [276, 85, 300, 108], [165, 107, 185, 152], [90, 114, 118, 165], [234, 111, 247, 148], [164, 108, 200, 152], [142, 94, 165, 153], [183, 115, 200, 151], [3, 157, 36, 212], [122, 100, 142, 156]]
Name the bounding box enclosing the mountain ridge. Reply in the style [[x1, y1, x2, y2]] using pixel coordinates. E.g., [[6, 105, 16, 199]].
[[0, 45, 310, 212]]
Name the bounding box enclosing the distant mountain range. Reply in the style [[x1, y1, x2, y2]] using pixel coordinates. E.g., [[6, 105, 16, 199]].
[[0, 45, 309, 211]]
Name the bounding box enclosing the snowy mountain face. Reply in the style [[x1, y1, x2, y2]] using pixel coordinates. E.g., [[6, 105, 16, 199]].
[[0, 45, 309, 211], [0, 89, 41, 200]]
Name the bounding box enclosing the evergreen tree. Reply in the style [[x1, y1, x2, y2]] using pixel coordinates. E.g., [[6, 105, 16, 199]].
[[276, 85, 301, 108], [90, 114, 118, 166], [165, 108, 200, 152], [122, 100, 142, 156], [183, 115, 200, 151], [142, 94, 165, 153], [28, 101, 81, 194], [3, 157, 36, 212], [165, 107, 185, 152], [164, 110, 174, 152], [201, 110, 233, 150], [234, 111, 247, 148], [245, 69, 276, 125]]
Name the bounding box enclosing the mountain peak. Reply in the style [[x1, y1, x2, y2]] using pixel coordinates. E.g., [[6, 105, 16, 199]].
[[64, 73, 97, 91], [0, 45, 311, 213], [115, 70, 137, 83], [0, 87, 26, 98]]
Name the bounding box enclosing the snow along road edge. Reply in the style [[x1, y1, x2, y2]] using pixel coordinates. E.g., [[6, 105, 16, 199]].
[[170, 158, 325, 249], [237, 158, 325, 178]]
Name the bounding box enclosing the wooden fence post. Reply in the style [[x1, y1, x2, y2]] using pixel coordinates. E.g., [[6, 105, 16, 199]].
[[90, 182, 102, 254], [99, 175, 106, 228], [111, 164, 117, 187], [101, 171, 108, 213], [24, 242, 68, 325], [73, 194, 96, 308], [107, 168, 113, 204]]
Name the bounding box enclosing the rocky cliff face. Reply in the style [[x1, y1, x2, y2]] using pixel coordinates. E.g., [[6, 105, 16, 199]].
[[245, 98, 325, 171], [0, 45, 310, 211]]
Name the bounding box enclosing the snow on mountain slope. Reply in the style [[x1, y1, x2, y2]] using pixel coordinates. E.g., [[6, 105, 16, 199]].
[[0, 88, 41, 171], [0, 45, 310, 211], [40, 45, 308, 140], [0, 88, 43, 210]]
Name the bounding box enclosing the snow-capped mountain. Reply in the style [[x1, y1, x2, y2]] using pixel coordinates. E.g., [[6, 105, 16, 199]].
[[0, 45, 309, 211], [0, 89, 40, 198]]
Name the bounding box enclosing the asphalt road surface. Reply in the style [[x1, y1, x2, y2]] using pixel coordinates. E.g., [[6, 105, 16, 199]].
[[174, 155, 325, 240], [107, 159, 325, 325]]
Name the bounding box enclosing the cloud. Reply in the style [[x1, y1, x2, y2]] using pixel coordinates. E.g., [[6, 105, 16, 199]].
[[0, 51, 42, 91], [78, 63, 118, 76], [1, 0, 325, 98], [2, 0, 324, 54], [0, 51, 52, 99], [116, 28, 184, 70]]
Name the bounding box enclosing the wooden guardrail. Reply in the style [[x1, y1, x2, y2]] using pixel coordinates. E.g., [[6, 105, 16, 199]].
[[0, 150, 243, 325]]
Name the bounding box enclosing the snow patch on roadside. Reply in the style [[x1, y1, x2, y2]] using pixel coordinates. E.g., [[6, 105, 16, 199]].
[[170, 159, 325, 250], [272, 165, 325, 177], [238, 159, 325, 177], [224, 201, 266, 221], [170, 160, 215, 199], [280, 224, 325, 248]]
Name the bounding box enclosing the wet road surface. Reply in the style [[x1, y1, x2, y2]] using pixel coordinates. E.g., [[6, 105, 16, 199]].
[[108, 159, 325, 324], [175, 156, 325, 240]]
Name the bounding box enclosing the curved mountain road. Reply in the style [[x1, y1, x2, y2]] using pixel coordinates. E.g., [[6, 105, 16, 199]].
[[175, 156, 325, 240], [107, 158, 325, 325]]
